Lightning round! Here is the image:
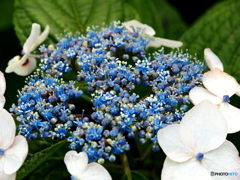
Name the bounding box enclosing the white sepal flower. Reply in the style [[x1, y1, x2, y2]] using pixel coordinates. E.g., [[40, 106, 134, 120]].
[[123, 20, 182, 48], [64, 151, 112, 180], [5, 23, 50, 76], [190, 48, 240, 133], [0, 109, 28, 180], [158, 100, 240, 180]]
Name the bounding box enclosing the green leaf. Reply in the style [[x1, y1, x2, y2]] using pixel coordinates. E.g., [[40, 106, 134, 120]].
[[121, 171, 149, 180], [16, 140, 67, 180], [180, 0, 240, 81], [13, 0, 164, 45], [151, 0, 188, 39]]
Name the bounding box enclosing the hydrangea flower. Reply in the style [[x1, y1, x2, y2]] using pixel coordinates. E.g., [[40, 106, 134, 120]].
[[64, 151, 112, 180], [123, 20, 183, 48], [189, 48, 240, 133], [6, 23, 50, 76], [0, 109, 28, 179], [12, 21, 204, 162], [158, 100, 240, 180]]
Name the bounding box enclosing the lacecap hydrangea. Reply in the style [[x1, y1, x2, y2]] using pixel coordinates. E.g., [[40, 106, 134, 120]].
[[10, 21, 205, 163]]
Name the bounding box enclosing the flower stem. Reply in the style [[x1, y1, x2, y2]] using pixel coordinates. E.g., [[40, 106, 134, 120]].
[[120, 153, 132, 180]]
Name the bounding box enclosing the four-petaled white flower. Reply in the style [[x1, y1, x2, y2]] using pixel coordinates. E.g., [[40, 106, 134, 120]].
[[189, 48, 240, 133], [158, 100, 240, 180], [0, 109, 28, 180], [64, 151, 112, 180], [123, 20, 182, 48], [5, 23, 50, 76]]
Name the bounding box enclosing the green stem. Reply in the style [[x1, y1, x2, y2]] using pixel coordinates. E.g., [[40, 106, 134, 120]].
[[120, 153, 132, 180]]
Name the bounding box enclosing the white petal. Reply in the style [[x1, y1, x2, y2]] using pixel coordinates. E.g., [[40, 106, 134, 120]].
[[147, 37, 182, 48], [0, 95, 6, 111], [189, 87, 222, 106], [64, 151, 88, 177], [219, 102, 240, 133], [0, 109, 15, 150], [180, 100, 227, 153], [157, 124, 194, 162], [31, 25, 50, 51], [123, 20, 155, 36], [202, 140, 240, 178], [13, 57, 37, 76], [5, 54, 30, 73], [79, 162, 112, 180], [235, 84, 240, 96], [23, 23, 41, 53], [4, 135, 28, 174], [202, 68, 239, 98], [0, 72, 6, 95], [0, 160, 16, 180], [161, 157, 211, 180], [204, 48, 223, 71]]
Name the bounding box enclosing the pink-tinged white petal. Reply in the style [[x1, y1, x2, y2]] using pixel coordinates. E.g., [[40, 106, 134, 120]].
[[147, 37, 182, 48], [157, 124, 194, 162], [204, 48, 223, 71], [202, 68, 238, 98], [0, 72, 6, 95], [0, 95, 6, 111], [0, 160, 16, 180], [31, 25, 50, 51], [4, 135, 28, 174], [0, 109, 15, 150], [64, 151, 88, 177], [13, 57, 37, 76], [79, 162, 112, 180], [202, 140, 240, 178], [161, 157, 211, 180], [123, 20, 155, 36], [189, 87, 222, 106], [5, 53, 30, 73], [180, 100, 227, 153], [219, 102, 240, 133], [23, 23, 41, 53]]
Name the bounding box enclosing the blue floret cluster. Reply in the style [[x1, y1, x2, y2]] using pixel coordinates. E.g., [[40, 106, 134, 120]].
[[11, 21, 205, 163]]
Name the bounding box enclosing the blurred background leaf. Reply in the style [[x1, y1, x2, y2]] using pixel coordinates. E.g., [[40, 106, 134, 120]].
[[16, 140, 67, 180], [180, 0, 240, 81], [152, 0, 188, 39], [0, 0, 14, 31]]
